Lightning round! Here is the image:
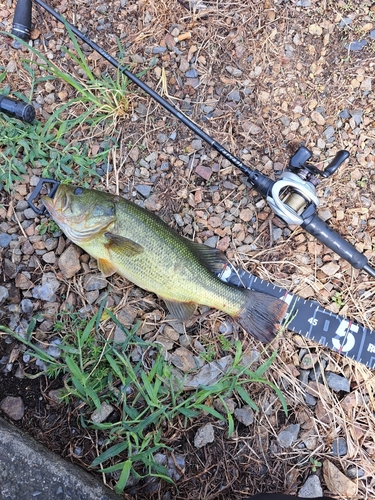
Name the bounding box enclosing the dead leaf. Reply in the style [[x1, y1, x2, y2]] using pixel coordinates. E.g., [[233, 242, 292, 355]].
[[323, 460, 357, 497]]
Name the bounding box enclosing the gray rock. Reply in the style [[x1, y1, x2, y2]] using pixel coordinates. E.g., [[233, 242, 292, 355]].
[[135, 184, 152, 197], [83, 274, 107, 291], [277, 423, 300, 448], [24, 208, 37, 219], [191, 139, 203, 150], [346, 465, 365, 479], [154, 453, 185, 481], [234, 406, 254, 426], [90, 402, 114, 423], [47, 341, 62, 359], [339, 17, 352, 27], [4, 259, 17, 279], [349, 109, 363, 125], [298, 475, 323, 498], [272, 227, 283, 241], [332, 437, 347, 457], [157, 133, 167, 143], [228, 89, 241, 102], [194, 422, 215, 448], [35, 358, 48, 371], [370, 30, 375, 40], [219, 320, 233, 334], [309, 360, 325, 382], [58, 245, 81, 279], [185, 69, 198, 78], [304, 393, 317, 406], [345, 40, 367, 51], [20, 299, 33, 314], [0, 286, 9, 304], [0, 417, 120, 499], [339, 108, 350, 119], [32, 272, 60, 302], [298, 369, 310, 387], [160, 161, 169, 171], [0, 396, 25, 420], [204, 235, 219, 248], [325, 371, 350, 392], [42, 251, 56, 264], [323, 126, 335, 140], [296, 0, 311, 6], [0, 233, 12, 248], [44, 238, 58, 251], [152, 46, 166, 54]]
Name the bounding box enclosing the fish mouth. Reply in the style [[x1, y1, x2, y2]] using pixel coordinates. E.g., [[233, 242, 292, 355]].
[[42, 188, 86, 225], [41, 186, 115, 244], [41, 194, 67, 225]]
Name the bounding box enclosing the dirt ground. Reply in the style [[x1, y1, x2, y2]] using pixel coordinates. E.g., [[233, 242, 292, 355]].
[[1, 0, 375, 499]]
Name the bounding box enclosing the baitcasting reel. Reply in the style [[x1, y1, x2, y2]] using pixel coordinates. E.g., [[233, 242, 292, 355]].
[[268, 146, 349, 226]]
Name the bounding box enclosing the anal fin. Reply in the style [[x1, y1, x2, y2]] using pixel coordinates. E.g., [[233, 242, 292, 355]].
[[163, 299, 197, 321], [98, 258, 117, 277]]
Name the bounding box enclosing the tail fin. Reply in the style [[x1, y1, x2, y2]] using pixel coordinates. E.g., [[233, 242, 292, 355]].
[[235, 290, 288, 343]]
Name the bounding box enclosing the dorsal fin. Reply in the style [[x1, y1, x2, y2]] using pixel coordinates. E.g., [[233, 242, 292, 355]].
[[185, 239, 227, 274]]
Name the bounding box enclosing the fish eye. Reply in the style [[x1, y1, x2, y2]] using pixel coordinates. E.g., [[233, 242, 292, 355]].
[[74, 187, 84, 195]]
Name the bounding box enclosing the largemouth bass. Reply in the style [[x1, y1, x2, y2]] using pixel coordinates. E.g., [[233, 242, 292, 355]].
[[42, 185, 287, 343]]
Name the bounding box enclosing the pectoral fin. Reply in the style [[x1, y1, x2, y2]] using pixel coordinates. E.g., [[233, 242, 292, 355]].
[[105, 232, 144, 256], [98, 258, 117, 277], [163, 299, 197, 321]]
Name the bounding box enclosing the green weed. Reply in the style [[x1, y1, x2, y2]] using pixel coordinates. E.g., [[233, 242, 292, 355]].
[[332, 291, 345, 309], [1, 305, 286, 494], [0, 22, 138, 192]]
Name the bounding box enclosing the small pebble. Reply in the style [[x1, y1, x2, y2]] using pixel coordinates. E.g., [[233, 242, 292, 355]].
[[339, 108, 350, 120], [0, 233, 12, 248], [344, 40, 367, 51], [332, 437, 347, 457], [339, 17, 352, 27], [152, 46, 166, 54], [0, 286, 9, 304], [194, 422, 215, 448], [228, 89, 241, 102], [277, 423, 300, 448], [346, 465, 365, 479], [325, 372, 350, 392], [90, 402, 115, 423], [349, 109, 363, 126], [0, 396, 25, 420], [234, 406, 254, 426], [185, 69, 198, 78], [20, 299, 34, 314], [135, 184, 152, 197], [298, 475, 323, 498]]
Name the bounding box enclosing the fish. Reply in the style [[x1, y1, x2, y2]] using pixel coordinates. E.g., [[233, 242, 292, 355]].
[[42, 185, 287, 343]]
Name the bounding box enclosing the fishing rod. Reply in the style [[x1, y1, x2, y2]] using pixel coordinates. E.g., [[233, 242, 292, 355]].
[[13, 0, 375, 279]]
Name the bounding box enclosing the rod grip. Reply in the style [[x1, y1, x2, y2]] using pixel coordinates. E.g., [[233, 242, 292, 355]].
[[12, 0, 32, 41], [0, 95, 36, 122], [302, 213, 368, 270]]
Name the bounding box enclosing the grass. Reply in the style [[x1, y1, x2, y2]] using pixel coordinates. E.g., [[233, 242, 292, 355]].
[[0, 301, 287, 494], [0, 23, 137, 192]]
